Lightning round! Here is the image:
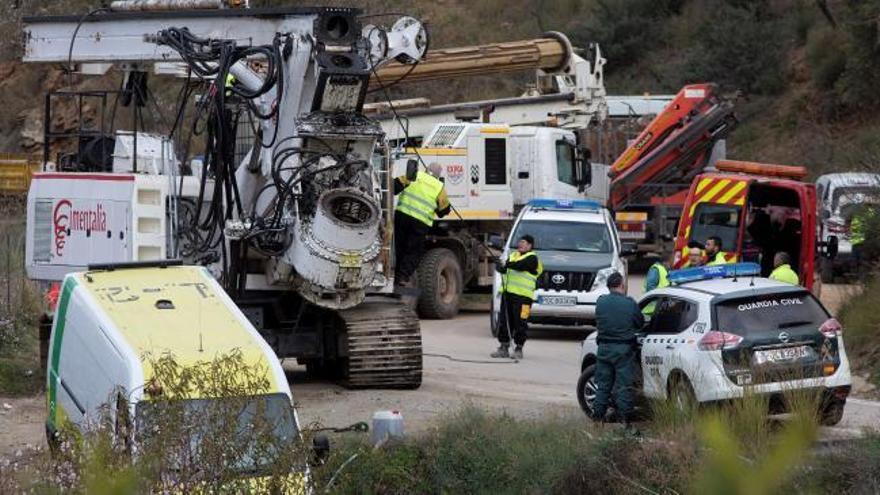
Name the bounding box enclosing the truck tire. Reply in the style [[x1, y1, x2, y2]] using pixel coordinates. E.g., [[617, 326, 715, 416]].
[[417, 248, 462, 319], [820, 257, 834, 284]]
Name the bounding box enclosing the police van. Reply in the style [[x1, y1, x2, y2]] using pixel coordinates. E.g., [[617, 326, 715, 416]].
[[490, 199, 628, 333], [576, 263, 852, 425], [46, 262, 309, 489]]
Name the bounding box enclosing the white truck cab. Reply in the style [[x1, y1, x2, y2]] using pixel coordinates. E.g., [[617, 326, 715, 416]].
[[490, 199, 627, 332]]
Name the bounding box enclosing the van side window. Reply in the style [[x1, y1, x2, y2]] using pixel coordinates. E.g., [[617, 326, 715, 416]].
[[484, 138, 507, 185], [555, 140, 577, 186]]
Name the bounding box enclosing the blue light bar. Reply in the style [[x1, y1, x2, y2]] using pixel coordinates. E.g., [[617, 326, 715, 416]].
[[668, 262, 762, 285], [528, 198, 601, 210]]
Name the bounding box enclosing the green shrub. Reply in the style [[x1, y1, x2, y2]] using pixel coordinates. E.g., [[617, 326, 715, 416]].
[[839, 278, 880, 388], [681, 1, 786, 94], [806, 28, 847, 90]]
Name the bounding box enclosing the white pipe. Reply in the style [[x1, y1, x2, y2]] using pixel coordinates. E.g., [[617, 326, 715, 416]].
[[110, 0, 233, 12]]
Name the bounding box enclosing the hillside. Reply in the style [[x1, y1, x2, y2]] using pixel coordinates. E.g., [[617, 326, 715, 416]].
[[1, 0, 879, 177]]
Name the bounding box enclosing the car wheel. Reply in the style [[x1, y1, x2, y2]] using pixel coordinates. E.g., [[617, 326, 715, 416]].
[[668, 375, 696, 414], [577, 364, 598, 418], [819, 398, 845, 426], [489, 297, 499, 337]]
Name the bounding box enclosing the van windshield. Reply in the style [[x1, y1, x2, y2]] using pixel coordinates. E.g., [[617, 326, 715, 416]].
[[714, 292, 828, 336], [832, 186, 880, 212], [510, 220, 612, 253], [136, 393, 299, 475]]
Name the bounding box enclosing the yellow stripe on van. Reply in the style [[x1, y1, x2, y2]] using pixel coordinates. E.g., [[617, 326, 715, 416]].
[[480, 126, 510, 134], [73, 267, 278, 394]]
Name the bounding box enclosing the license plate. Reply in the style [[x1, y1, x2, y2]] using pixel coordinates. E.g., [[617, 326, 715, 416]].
[[754, 346, 810, 365], [538, 295, 577, 306]]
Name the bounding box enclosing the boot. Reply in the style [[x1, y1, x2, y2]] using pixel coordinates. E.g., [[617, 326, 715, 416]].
[[512, 346, 523, 360], [490, 345, 510, 358]]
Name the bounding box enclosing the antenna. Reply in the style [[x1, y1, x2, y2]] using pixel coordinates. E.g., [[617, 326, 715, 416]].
[[732, 262, 738, 282], [199, 332, 204, 353]]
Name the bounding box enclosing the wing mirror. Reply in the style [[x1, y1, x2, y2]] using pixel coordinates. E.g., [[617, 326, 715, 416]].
[[619, 243, 638, 257], [821, 235, 839, 259], [821, 209, 831, 221], [488, 235, 505, 250]]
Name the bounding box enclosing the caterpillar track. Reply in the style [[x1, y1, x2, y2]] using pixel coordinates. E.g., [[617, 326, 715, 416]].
[[338, 298, 423, 389]]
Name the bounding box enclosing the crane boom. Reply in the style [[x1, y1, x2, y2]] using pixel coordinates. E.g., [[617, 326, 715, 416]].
[[372, 35, 570, 86]]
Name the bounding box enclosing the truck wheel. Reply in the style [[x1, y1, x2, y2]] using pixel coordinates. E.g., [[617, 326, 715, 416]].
[[819, 258, 834, 284], [417, 248, 462, 319]]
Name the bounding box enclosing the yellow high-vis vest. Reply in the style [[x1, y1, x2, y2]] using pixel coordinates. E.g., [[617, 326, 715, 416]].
[[502, 251, 543, 300], [396, 171, 444, 227]]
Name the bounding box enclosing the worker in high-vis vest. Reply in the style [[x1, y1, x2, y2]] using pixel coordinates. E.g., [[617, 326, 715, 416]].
[[491, 235, 543, 360], [769, 251, 799, 285], [644, 252, 673, 292], [705, 236, 733, 266], [393, 160, 451, 287]]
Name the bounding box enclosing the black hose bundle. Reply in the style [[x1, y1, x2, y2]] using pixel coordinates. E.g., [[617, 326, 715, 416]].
[[154, 27, 288, 282]]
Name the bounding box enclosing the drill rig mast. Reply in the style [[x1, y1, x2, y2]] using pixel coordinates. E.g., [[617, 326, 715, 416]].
[[23, 5, 428, 387]]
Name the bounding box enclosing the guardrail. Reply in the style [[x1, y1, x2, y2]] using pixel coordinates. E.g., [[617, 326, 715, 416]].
[[0, 153, 41, 194]]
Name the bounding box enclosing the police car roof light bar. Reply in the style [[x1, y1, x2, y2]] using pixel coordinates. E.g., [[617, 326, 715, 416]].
[[667, 262, 761, 285], [528, 198, 601, 211]]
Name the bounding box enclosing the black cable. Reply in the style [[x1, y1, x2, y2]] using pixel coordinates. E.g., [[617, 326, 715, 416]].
[[66, 8, 111, 89], [424, 353, 519, 364]]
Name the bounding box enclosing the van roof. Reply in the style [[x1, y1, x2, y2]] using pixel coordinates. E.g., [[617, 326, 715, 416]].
[[65, 266, 281, 389]]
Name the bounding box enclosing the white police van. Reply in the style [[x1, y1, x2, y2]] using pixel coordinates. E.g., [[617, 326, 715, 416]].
[[576, 263, 852, 425], [490, 199, 628, 334]]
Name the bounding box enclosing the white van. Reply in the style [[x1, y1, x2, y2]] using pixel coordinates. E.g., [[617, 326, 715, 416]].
[[46, 262, 307, 488]]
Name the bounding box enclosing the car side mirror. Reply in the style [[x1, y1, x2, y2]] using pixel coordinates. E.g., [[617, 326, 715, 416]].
[[821, 210, 831, 221], [311, 434, 330, 466], [488, 235, 505, 250], [619, 243, 638, 257], [824, 235, 839, 258]]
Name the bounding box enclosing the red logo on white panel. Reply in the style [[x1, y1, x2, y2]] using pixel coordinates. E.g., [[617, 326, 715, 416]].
[[53, 200, 107, 256]]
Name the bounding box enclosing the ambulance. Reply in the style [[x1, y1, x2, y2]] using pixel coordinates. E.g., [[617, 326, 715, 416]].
[[45, 261, 308, 489], [672, 160, 819, 291]]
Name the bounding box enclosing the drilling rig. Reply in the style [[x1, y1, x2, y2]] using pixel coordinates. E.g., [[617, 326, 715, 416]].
[[22, 2, 430, 388]]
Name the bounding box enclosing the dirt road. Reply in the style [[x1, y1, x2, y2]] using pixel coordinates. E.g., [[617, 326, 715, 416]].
[[1, 278, 876, 459]]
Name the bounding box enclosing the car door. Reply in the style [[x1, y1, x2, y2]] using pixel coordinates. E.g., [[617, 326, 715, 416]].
[[639, 296, 699, 399]]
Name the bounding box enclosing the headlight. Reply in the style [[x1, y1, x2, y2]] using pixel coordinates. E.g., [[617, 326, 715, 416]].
[[592, 267, 617, 291]]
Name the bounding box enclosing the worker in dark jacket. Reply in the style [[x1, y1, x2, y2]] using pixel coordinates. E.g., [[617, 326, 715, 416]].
[[394, 160, 451, 287], [491, 235, 543, 360], [592, 272, 644, 424]]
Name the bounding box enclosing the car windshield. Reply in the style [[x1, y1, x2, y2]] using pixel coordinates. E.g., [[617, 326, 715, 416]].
[[136, 393, 298, 475], [510, 220, 612, 253], [714, 292, 829, 336]]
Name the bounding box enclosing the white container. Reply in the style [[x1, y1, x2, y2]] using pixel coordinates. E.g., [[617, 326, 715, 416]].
[[371, 410, 405, 446]]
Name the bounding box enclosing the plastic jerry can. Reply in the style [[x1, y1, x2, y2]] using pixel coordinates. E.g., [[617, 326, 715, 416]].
[[371, 410, 405, 445]]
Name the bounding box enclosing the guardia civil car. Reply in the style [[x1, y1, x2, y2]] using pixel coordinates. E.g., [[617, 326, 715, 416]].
[[577, 263, 852, 425]]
